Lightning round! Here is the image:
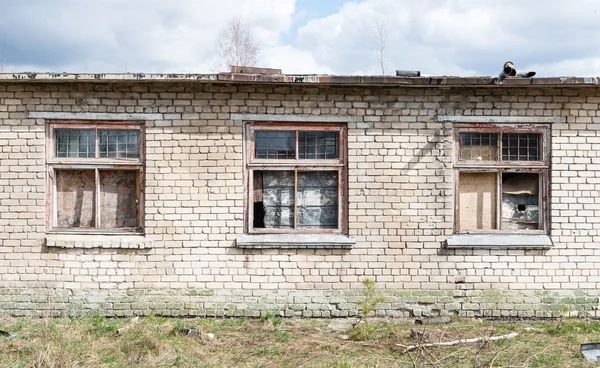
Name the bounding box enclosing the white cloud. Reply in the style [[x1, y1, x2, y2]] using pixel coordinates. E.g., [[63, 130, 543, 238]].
[[0, 0, 295, 73], [262, 45, 333, 74], [290, 0, 600, 76], [2, 0, 600, 76]]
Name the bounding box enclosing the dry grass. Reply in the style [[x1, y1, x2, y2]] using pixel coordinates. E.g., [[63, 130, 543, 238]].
[[0, 315, 599, 367]]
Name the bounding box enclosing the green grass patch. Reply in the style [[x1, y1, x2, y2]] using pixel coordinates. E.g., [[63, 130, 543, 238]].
[[0, 316, 598, 367]]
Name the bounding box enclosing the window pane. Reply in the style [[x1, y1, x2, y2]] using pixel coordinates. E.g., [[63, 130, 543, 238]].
[[297, 171, 338, 229], [55, 169, 95, 227], [298, 131, 339, 159], [55, 129, 95, 158], [502, 173, 539, 230], [253, 171, 294, 228], [459, 132, 498, 161], [459, 172, 497, 230], [99, 130, 139, 158], [99, 170, 138, 228], [502, 133, 541, 161], [255, 131, 295, 159]]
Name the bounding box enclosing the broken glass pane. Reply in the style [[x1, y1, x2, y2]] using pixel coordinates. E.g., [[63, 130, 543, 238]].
[[55, 169, 95, 227], [99, 170, 138, 228], [297, 171, 338, 229], [55, 129, 95, 158], [255, 131, 295, 159], [298, 131, 339, 159], [99, 130, 139, 158], [502, 133, 541, 161], [501, 173, 539, 230], [458, 172, 497, 230], [255, 171, 294, 228], [459, 132, 498, 161]]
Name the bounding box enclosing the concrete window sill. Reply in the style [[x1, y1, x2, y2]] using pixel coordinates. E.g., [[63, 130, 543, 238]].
[[45, 234, 153, 249], [236, 234, 355, 249], [445, 234, 552, 249]]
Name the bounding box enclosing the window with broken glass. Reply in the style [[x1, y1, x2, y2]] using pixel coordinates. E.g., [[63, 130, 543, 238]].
[[453, 124, 550, 234], [245, 122, 347, 234], [46, 122, 144, 233]]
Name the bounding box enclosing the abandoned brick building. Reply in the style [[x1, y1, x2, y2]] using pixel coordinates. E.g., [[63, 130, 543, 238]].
[[1, 68, 599, 318]]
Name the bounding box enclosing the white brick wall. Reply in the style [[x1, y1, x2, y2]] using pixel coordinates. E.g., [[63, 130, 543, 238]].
[[0, 82, 599, 317]]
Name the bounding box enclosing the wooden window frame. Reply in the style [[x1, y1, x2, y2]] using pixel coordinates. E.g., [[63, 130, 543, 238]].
[[453, 123, 550, 235], [45, 121, 145, 234], [244, 121, 348, 235]]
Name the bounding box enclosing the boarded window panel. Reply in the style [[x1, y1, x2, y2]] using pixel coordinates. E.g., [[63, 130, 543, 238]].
[[459, 172, 497, 230], [56, 169, 95, 227], [502, 173, 540, 230], [260, 171, 294, 228], [297, 171, 338, 229], [99, 170, 138, 228]]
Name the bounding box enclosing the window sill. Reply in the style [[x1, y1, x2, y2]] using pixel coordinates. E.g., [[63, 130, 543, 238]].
[[45, 234, 153, 249], [445, 234, 552, 249], [236, 234, 355, 249]]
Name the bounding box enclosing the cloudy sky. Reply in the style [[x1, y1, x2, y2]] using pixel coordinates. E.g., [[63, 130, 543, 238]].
[[0, 0, 599, 77]]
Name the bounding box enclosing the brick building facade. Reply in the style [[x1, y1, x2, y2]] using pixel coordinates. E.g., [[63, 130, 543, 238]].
[[1, 71, 599, 318]]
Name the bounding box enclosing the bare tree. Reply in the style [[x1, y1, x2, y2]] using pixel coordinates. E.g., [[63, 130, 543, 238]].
[[374, 18, 388, 75], [217, 16, 260, 71], [0, 54, 5, 73]]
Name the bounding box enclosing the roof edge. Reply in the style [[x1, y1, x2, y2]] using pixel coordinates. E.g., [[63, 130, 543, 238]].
[[0, 72, 599, 87]]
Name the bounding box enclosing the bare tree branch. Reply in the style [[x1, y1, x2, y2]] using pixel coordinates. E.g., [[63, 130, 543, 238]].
[[374, 18, 387, 75], [217, 16, 260, 71]]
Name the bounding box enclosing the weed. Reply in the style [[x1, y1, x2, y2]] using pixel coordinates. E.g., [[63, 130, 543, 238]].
[[259, 312, 282, 327], [101, 354, 116, 363], [260, 312, 274, 322], [349, 278, 385, 341], [9, 317, 30, 332], [172, 319, 195, 330], [317, 358, 355, 368], [275, 330, 289, 342], [86, 316, 122, 337], [209, 318, 246, 327], [248, 346, 281, 357]]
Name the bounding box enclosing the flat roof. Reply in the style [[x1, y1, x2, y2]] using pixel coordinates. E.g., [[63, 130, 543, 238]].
[[0, 72, 599, 87]]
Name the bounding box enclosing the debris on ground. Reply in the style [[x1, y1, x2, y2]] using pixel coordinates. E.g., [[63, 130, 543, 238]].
[[580, 343, 600, 362], [410, 328, 430, 341], [115, 316, 139, 335], [397, 332, 519, 353], [414, 316, 452, 325], [176, 328, 206, 342], [0, 329, 16, 340]]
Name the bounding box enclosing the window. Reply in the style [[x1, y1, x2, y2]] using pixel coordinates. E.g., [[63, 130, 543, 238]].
[[454, 124, 550, 234], [245, 122, 347, 234], [46, 122, 144, 233]]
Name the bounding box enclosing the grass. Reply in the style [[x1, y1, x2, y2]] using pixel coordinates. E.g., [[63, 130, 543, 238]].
[[0, 316, 599, 367]]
